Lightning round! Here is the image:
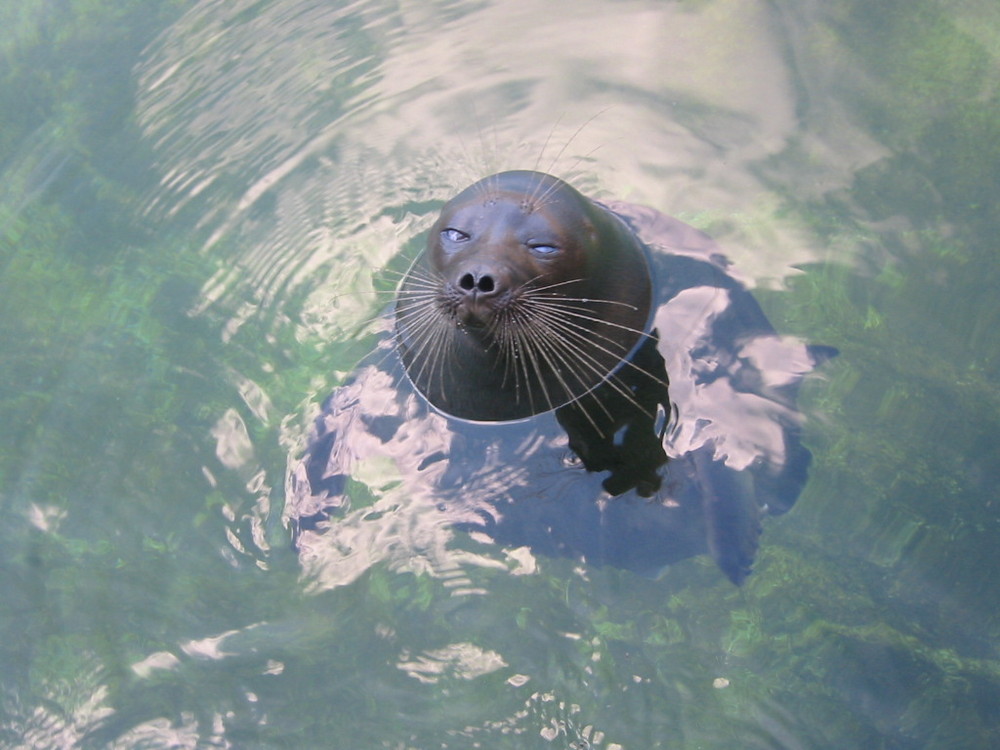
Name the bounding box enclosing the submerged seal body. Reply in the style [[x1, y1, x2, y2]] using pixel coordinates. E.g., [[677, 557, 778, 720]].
[[288, 171, 828, 586]]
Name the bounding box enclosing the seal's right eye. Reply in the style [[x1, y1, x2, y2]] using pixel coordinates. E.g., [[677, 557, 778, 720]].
[[442, 228, 470, 243]]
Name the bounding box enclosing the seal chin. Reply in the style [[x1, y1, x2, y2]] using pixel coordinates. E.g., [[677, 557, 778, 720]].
[[455, 300, 494, 330]]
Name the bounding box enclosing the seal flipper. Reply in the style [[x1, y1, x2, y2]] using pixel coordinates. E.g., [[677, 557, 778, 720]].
[[692, 447, 762, 585]]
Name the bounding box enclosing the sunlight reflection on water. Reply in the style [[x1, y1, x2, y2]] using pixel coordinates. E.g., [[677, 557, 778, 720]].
[[8, 0, 998, 746], [122, 1, 866, 746]]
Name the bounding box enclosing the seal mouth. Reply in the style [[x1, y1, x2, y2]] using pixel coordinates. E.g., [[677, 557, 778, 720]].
[[455, 298, 496, 331]]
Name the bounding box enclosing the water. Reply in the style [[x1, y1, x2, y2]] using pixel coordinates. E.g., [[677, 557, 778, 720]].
[[2, 0, 999, 747]]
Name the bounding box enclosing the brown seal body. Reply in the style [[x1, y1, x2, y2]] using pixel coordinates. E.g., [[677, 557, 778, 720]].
[[395, 171, 652, 421]]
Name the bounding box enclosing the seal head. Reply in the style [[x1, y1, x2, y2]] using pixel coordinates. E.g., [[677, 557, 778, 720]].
[[395, 170, 653, 421]]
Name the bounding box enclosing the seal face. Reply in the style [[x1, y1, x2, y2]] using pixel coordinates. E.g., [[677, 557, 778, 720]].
[[395, 171, 653, 421]]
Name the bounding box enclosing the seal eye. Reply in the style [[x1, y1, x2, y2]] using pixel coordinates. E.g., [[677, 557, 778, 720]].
[[442, 227, 470, 243], [529, 243, 559, 257]]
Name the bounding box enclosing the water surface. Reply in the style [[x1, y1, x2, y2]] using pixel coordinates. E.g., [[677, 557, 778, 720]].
[[2, 0, 999, 747]]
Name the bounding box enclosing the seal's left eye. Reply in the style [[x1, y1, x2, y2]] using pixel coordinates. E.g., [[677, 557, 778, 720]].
[[442, 228, 470, 243], [529, 243, 559, 256]]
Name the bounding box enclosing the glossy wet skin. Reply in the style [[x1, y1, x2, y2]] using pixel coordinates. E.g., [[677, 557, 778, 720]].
[[395, 171, 653, 421], [428, 173, 600, 331]]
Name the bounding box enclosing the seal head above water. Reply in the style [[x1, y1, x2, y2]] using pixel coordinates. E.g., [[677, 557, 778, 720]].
[[395, 170, 653, 422]]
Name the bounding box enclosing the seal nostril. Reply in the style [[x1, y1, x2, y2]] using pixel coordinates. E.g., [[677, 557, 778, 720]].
[[458, 272, 496, 294]]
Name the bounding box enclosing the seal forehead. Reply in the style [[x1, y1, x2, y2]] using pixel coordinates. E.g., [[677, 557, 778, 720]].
[[440, 191, 572, 238], [451, 170, 583, 213]]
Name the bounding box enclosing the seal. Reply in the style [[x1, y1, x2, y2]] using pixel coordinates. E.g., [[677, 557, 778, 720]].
[[288, 171, 831, 586], [395, 170, 653, 422]]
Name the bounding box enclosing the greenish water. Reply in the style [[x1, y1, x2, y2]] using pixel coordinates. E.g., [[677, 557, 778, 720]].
[[2, 0, 999, 747]]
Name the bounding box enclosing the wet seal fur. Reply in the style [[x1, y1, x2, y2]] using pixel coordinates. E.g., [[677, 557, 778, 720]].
[[288, 171, 832, 586], [395, 170, 653, 422]]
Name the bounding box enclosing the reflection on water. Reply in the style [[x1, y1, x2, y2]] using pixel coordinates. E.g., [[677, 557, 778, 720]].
[[2, 0, 1000, 747], [133, 0, 842, 323]]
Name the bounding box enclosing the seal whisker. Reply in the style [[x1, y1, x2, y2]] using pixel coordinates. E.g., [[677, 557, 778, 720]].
[[484, 171, 505, 204], [395, 301, 457, 390], [508, 307, 601, 392], [523, 295, 640, 316], [545, 139, 608, 201], [500, 301, 620, 407], [526, 303, 667, 392], [517, 303, 667, 418], [505, 322, 555, 415], [514, 279, 648, 317], [489, 310, 529, 400], [519, 171, 543, 212], [525, 326, 653, 423], [376, 264, 416, 278], [518, 297, 638, 347], [472, 175, 495, 205], [520, 284, 642, 311], [394, 276, 438, 296], [523, 297, 658, 342], [382, 268, 434, 285], [349, 308, 396, 337], [393, 302, 445, 333], [393, 280, 442, 306], [393, 265, 444, 288], [523, 113, 612, 213], [523, 304, 632, 358], [502, 310, 608, 427], [408, 327, 457, 403], [541, 109, 610, 181], [394, 308, 445, 365], [514, 276, 586, 294], [505, 311, 617, 431], [393, 285, 438, 304], [531, 115, 565, 184], [490, 310, 552, 414], [492, 298, 608, 421]]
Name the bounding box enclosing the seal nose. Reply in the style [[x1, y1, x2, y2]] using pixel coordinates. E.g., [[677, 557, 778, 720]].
[[458, 269, 496, 295], [453, 265, 507, 329]]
